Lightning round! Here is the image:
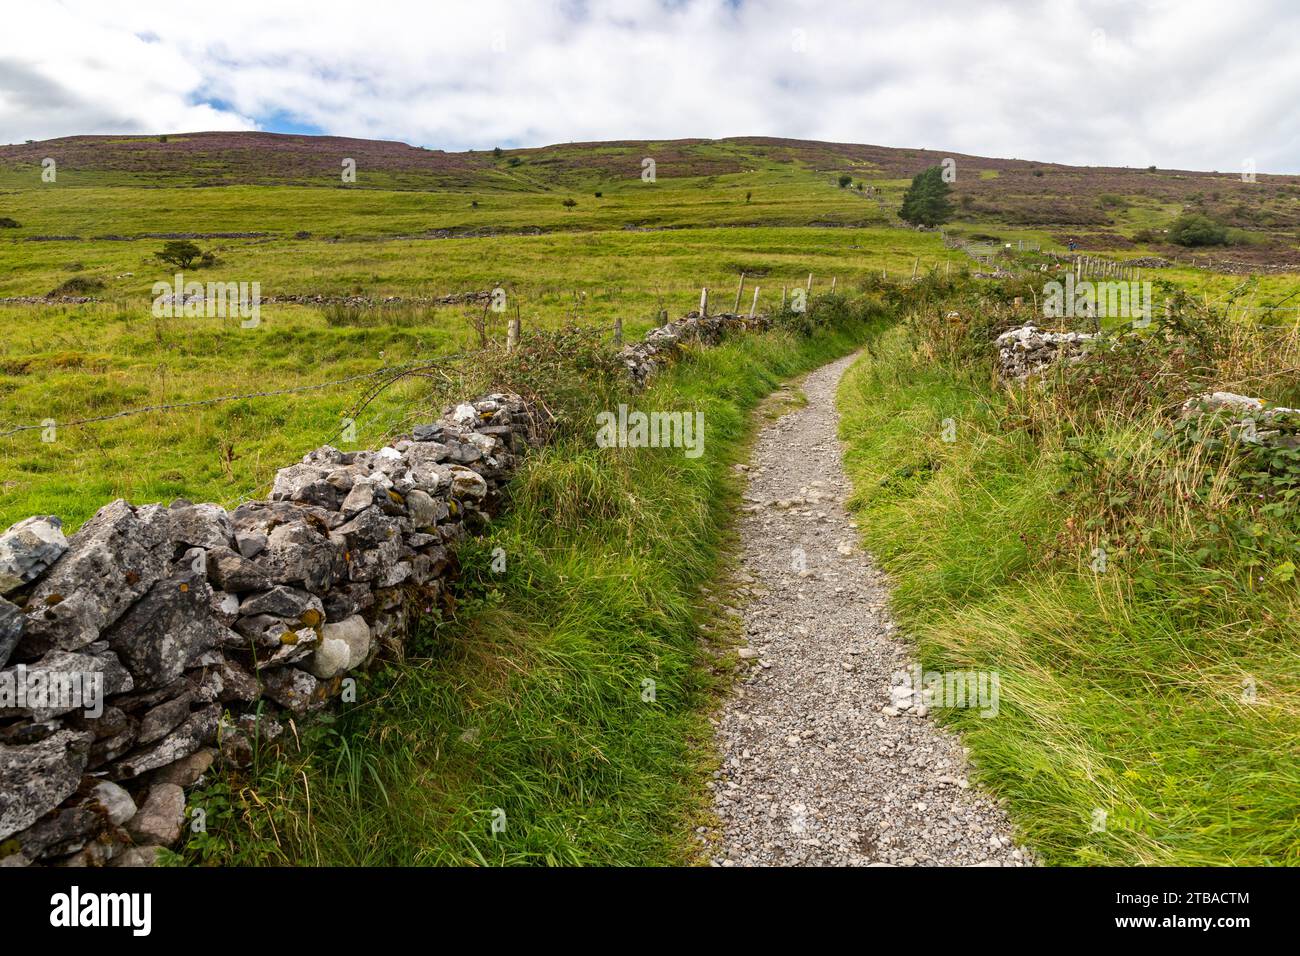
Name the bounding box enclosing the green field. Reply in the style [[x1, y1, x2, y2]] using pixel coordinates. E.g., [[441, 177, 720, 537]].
[[0, 222, 959, 530], [5, 136, 1297, 531]]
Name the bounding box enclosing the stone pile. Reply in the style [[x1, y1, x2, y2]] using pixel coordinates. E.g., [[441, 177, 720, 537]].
[[994, 323, 1096, 379], [263, 291, 495, 307], [1180, 392, 1300, 450], [619, 310, 770, 386], [0, 393, 547, 867], [0, 295, 98, 305]]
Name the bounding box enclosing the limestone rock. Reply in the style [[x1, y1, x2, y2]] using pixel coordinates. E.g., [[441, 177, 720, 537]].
[[257, 519, 341, 593], [20, 500, 173, 656], [307, 614, 371, 679], [90, 780, 137, 826], [113, 704, 219, 779], [167, 501, 236, 552], [447, 466, 489, 500], [10, 802, 101, 859], [136, 692, 195, 746], [0, 596, 22, 669], [262, 667, 323, 714], [0, 516, 67, 595], [405, 489, 439, 529], [237, 585, 324, 624], [207, 546, 272, 593], [126, 782, 185, 846], [151, 747, 215, 788], [1, 645, 134, 719], [0, 729, 91, 841], [111, 846, 159, 867], [104, 570, 235, 690]]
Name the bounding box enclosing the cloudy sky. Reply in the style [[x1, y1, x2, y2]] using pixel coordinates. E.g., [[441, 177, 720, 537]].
[[1, 0, 1297, 172]]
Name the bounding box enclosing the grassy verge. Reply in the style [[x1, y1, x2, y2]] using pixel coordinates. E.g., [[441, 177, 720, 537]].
[[181, 297, 886, 866], [837, 296, 1300, 865]]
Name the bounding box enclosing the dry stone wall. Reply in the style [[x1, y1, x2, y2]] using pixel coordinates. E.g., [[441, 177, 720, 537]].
[[0, 307, 763, 867], [995, 323, 1096, 379]]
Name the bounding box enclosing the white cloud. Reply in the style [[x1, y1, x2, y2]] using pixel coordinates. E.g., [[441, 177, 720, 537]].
[[0, 0, 1296, 171]]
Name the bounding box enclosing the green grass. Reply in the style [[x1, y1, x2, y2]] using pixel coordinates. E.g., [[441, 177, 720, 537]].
[[182, 305, 884, 866], [837, 325, 1300, 865], [0, 223, 961, 531]]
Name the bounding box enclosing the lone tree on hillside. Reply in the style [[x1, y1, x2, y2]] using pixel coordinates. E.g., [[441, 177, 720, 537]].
[[156, 240, 204, 270], [1167, 212, 1229, 247], [898, 165, 954, 227]]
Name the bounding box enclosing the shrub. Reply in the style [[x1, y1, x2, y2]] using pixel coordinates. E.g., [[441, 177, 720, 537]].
[[562, 198, 577, 209], [1167, 213, 1228, 247], [49, 276, 105, 296], [838, 174, 852, 188], [0, 217, 19, 228]]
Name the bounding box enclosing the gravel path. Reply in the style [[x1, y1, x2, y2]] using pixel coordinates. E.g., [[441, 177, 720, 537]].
[[705, 353, 1029, 867]]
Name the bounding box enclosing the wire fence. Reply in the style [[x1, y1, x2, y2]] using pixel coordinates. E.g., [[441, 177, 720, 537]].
[[6, 269, 1295, 443]]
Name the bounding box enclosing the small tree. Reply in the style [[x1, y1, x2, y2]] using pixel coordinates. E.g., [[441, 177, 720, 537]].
[[562, 198, 577, 209], [898, 166, 954, 227], [838, 174, 852, 188], [157, 240, 203, 270], [1167, 213, 1228, 247], [493, 146, 503, 158]]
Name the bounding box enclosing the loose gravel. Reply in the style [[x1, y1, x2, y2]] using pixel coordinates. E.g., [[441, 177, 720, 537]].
[[705, 353, 1030, 867]]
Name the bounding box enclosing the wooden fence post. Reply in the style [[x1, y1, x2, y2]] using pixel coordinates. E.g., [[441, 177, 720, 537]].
[[507, 311, 520, 351], [806, 273, 813, 292], [734, 273, 746, 313], [613, 316, 623, 346], [750, 286, 760, 318], [699, 287, 709, 317]]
